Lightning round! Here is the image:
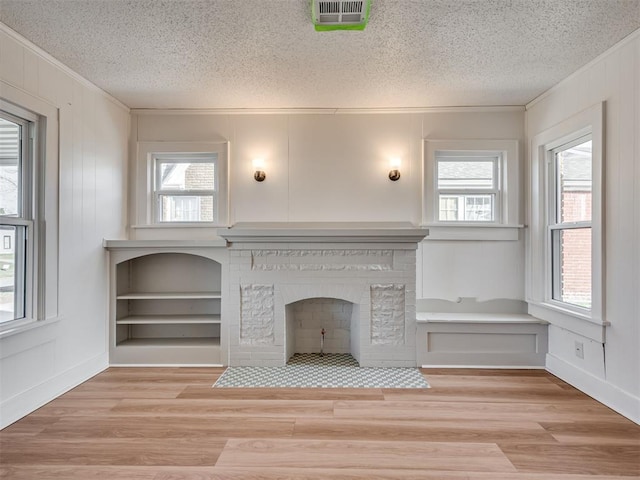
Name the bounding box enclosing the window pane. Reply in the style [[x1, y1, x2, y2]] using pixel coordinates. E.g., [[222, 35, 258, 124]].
[[464, 195, 493, 221], [158, 195, 214, 222], [158, 161, 215, 191], [0, 117, 21, 216], [557, 140, 592, 223], [439, 194, 494, 221], [438, 196, 459, 221], [0, 225, 25, 323], [437, 159, 495, 189], [552, 227, 591, 309]]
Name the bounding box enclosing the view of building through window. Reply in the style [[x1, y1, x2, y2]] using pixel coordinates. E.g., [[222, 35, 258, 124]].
[[155, 157, 216, 222], [0, 116, 23, 323], [552, 138, 592, 309], [436, 157, 498, 221]]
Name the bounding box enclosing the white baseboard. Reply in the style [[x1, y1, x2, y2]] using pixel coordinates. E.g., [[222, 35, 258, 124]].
[[421, 364, 546, 369], [546, 353, 640, 424], [0, 352, 109, 428]]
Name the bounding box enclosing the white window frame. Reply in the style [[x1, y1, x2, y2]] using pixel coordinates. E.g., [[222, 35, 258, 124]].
[[0, 102, 39, 328], [153, 153, 217, 224], [423, 139, 520, 240], [134, 142, 229, 228], [528, 103, 604, 342]]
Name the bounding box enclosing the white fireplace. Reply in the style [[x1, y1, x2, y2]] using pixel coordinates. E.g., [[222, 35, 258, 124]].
[[218, 223, 428, 367]]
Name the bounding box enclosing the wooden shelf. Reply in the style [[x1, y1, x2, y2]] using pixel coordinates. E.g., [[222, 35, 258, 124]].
[[116, 314, 221, 325], [117, 337, 220, 347], [117, 292, 221, 300]]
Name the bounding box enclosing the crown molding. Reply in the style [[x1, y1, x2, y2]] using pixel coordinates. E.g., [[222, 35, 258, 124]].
[[0, 22, 130, 113], [130, 105, 525, 116], [526, 28, 640, 110]]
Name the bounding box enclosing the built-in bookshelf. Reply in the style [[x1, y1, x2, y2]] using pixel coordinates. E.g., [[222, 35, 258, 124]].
[[104, 241, 227, 365]]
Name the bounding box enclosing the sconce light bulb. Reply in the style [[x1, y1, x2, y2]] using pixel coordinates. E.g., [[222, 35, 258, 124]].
[[253, 158, 266, 182], [389, 157, 401, 181]]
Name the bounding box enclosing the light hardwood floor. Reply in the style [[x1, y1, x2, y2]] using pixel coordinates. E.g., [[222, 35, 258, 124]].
[[1, 368, 638, 479]]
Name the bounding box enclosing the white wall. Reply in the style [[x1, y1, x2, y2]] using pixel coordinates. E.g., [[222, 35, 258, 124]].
[[526, 31, 640, 422], [0, 25, 129, 428], [132, 109, 525, 304]]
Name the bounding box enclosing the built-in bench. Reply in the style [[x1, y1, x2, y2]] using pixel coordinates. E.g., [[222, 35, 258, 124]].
[[415, 299, 548, 368]]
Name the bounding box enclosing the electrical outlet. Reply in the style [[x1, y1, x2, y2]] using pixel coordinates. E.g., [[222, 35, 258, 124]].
[[574, 341, 584, 359]]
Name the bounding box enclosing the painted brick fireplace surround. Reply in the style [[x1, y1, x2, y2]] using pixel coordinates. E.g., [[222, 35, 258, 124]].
[[218, 223, 428, 367]]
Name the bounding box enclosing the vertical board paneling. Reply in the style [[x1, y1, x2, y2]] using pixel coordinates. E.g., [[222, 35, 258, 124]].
[[526, 34, 640, 406], [0, 28, 129, 427], [0, 30, 24, 87]]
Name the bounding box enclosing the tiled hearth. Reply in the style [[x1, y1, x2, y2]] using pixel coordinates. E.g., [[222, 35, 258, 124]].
[[218, 223, 428, 367]]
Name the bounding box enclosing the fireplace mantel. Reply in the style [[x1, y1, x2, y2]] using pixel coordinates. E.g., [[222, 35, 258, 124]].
[[217, 222, 428, 244], [221, 222, 426, 367]]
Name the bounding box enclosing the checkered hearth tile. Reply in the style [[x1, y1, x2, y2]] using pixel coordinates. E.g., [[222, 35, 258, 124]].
[[213, 353, 430, 388]]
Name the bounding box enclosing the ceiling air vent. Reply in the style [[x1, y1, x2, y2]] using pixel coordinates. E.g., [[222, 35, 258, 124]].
[[312, 0, 371, 31]]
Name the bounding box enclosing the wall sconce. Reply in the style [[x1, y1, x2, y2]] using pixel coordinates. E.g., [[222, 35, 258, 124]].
[[388, 158, 401, 181], [253, 158, 266, 182]]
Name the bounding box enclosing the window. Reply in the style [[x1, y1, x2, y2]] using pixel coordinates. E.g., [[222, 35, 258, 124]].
[[549, 136, 592, 310], [0, 107, 35, 325], [528, 102, 603, 336], [135, 142, 228, 228], [424, 139, 520, 240], [436, 154, 500, 222], [153, 153, 217, 223]]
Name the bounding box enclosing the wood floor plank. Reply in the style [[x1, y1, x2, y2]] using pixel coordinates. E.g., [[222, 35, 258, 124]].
[[28, 399, 123, 417], [333, 399, 628, 422], [425, 374, 568, 388], [0, 465, 217, 480], [499, 443, 640, 476], [4, 465, 632, 480], [60, 382, 187, 399], [38, 415, 295, 439], [0, 415, 59, 435], [0, 437, 225, 466], [293, 417, 557, 443], [382, 386, 593, 403], [207, 467, 639, 480], [179, 385, 385, 400], [111, 398, 334, 417], [90, 368, 222, 385], [215, 438, 517, 472], [541, 421, 640, 445], [420, 368, 550, 376]]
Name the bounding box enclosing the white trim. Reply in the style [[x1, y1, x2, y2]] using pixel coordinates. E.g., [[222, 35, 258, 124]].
[[1, 80, 60, 324], [422, 224, 523, 241], [423, 139, 520, 233], [135, 141, 229, 228], [529, 304, 606, 342], [527, 103, 604, 330], [0, 23, 130, 113], [0, 352, 108, 428], [108, 363, 223, 367], [131, 223, 225, 229], [422, 364, 546, 369], [526, 29, 640, 110], [130, 106, 526, 116], [0, 315, 60, 340], [546, 353, 640, 424]]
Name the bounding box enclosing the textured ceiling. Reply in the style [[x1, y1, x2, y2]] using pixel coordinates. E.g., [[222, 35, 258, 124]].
[[1, 0, 639, 109]]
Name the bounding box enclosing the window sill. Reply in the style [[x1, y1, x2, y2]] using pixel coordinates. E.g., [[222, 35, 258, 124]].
[[0, 316, 61, 341], [422, 223, 524, 241], [131, 223, 228, 229], [528, 302, 608, 342]]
